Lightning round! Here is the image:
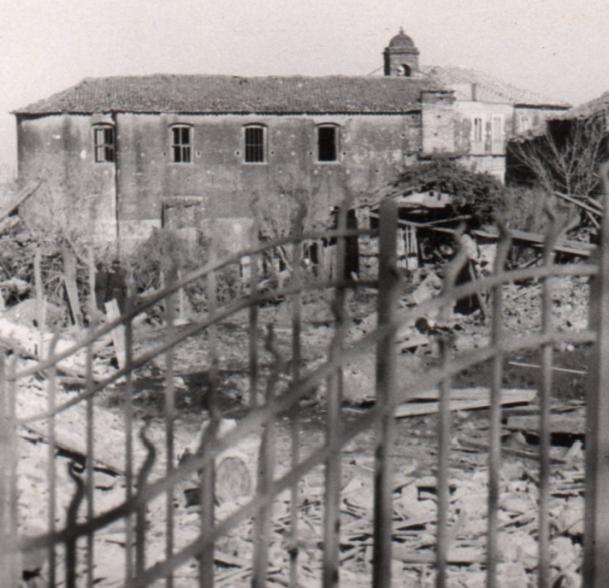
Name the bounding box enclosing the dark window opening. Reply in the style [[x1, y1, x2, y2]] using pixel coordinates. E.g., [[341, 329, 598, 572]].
[[244, 126, 266, 163], [329, 208, 359, 277], [398, 63, 411, 77], [93, 125, 115, 163], [318, 126, 338, 162], [171, 126, 192, 163]]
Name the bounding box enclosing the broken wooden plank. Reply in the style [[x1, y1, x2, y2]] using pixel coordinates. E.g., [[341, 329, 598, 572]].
[[0, 181, 42, 222], [473, 227, 595, 258], [456, 436, 567, 464], [408, 387, 536, 403], [0, 317, 110, 380], [395, 388, 536, 418], [554, 191, 602, 218], [392, 544, 487, 565], [104, 299, 126, 369], [508, 361, 587, 376], [63, 245, 83, 328], [506, 411, 585, 437], [15, 379, 125, 474]]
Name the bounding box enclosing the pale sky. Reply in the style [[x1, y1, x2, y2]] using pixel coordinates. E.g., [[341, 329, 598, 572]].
[[1, 0, 609, 175]]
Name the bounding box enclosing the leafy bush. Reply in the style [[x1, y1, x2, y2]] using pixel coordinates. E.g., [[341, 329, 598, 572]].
[[390, 160, 506, 228], [125, 228, 242, 312]]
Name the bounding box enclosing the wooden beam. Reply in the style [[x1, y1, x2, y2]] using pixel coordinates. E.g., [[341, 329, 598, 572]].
[[0, 181, 42, 222]]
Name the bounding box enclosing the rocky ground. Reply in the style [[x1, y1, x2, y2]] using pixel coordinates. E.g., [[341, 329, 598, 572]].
[[11, 270, 592, 586]]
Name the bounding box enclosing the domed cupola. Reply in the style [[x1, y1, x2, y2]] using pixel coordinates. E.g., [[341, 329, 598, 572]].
[[383, 27, 420, 77]]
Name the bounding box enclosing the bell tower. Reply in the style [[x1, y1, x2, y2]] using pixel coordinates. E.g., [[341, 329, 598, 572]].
[[383, 27, 420, 77]]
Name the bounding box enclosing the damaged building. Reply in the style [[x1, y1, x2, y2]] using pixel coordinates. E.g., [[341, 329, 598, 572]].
[[13, 29, 568, 255]]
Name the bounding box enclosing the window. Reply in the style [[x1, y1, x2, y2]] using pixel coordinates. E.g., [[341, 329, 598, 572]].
[[473, 117, 483, 143], [317, 125, 339, 162], [244, 125, 266, 163], [171, 125, 192, 163], [93, 125, 115, 163], [492, 116, 503, 152], [397, 63, 411, 77]]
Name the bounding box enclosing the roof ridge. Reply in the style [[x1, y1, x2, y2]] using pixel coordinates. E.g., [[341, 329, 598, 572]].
[[14, 74, 444, 115]]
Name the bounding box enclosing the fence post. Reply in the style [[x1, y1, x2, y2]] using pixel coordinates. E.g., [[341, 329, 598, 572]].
[[0, 356, 19, 588], [0, 353, 11, 588], [584, 161, 609, 588], [372, 198, 399, 588]]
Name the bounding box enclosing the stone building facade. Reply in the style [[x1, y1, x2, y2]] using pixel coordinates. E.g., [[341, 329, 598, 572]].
[[13, 29, 568, 253]]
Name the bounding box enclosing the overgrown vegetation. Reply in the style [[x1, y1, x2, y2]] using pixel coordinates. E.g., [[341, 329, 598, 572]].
[[390, 160, 507, 227], [508, 114, 608, 233], [508, 115, 607, 200], [127, 227, 242, 311]]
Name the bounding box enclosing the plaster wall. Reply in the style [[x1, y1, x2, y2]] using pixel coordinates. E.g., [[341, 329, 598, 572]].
[[453, 101, 513, 157], [20, 112, 422, 249], [421, 92, 457, 155], [17, 114, 117, 245]]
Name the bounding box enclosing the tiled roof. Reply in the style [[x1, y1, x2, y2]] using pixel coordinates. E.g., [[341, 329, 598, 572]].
[[422, 65, 569, 108], [14, 74, 444, 115], [554, 90, 609, 120]]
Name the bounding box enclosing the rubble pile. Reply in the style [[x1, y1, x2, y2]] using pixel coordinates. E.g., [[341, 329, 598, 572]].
[[0, 200, 595, 585], [12, 363, 588, 587], [502, 276, 590, 334]]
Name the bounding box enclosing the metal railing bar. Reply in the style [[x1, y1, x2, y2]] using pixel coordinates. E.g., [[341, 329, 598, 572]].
[[0, 354, 9, 588], [8, 357, 18, 587], [164, 285, 176, 588], [199, 256, 219, 588], [538, 216, 560, 588], [85, 338, 95, 588], [583, 170, 609, 587], [253, 327, 281, 588], [46, 355, 58, 588], [135, 421, 156, 586], [436, 339, 451, 588], [20, 325, 597, 554], [124, 312, 135, 583], [323, 203, 349, 588], [249, 251, 260, 410], [289, 240, 302, 588], [436, 232, 468, 588], [433, 233, 467, 587], [372, 199, 399, 588], [486, 226, 512, 588], [65, 461, 85, 588]]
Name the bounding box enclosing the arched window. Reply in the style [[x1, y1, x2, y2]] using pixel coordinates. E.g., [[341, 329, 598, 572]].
[[170, 124, 192, 163], [243, 124, 266, 163], [92, 124, 115, 163], [397, 63, 411, 77], [317, 124, 340, 162]]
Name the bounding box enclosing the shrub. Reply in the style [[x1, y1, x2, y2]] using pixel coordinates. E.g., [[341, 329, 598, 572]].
[[390, 160, 506, 228], [125, 228, 242, 312]]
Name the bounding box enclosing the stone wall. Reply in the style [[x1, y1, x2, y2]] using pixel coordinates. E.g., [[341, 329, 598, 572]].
[[17, 111, 425, 252], [17, 114, 117, 246]]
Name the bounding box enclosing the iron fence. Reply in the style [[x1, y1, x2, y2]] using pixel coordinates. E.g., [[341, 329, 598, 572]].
[[1, 179, 609, 586]]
